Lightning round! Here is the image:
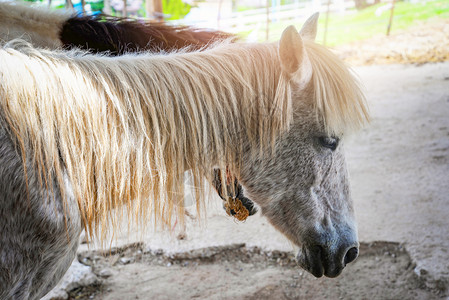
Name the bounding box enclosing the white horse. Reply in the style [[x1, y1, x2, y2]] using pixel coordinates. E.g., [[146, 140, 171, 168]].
[[0, 0, 254, 218], [0, 14, 368, 299]]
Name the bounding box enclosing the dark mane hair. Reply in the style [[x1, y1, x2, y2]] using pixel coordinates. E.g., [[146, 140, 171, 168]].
[[60, 15, 235, 55]]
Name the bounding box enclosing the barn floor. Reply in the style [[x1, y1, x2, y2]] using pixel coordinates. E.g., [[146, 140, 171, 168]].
[[70, 241, 439, 300]]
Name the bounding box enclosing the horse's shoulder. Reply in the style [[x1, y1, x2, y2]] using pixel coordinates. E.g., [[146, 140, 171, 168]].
[[0, 125, 82, 299]]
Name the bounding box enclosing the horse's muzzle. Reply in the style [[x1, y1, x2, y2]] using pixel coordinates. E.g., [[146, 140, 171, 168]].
[[296, 242, 359, 278]]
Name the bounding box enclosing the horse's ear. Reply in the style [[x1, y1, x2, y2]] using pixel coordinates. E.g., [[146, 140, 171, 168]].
[[299, 13, 319, 41], [279, 25, 305, 75]]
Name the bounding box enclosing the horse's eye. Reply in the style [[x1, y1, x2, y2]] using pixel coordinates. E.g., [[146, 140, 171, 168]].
[[318, 136, 339, 151]]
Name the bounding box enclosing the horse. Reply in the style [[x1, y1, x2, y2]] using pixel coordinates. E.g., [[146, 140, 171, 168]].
[[0, 1, 233, 54], [0, 14, 368, 299], [0, 0, 252, 217]]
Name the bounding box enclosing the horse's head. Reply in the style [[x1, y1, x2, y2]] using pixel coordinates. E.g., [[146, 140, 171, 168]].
[[237, 14, 367, 278]]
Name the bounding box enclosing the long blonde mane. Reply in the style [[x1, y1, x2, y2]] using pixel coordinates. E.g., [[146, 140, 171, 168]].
[[305, 40, 369, 134], [0, 38, 367, 239], [0, 40, 291, 239]]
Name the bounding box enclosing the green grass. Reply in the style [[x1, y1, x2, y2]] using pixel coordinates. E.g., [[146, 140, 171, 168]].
[[241, 0, 449, 46]]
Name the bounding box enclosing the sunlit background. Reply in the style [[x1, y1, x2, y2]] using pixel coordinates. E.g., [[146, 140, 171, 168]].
[[18, 0, 449, 45]]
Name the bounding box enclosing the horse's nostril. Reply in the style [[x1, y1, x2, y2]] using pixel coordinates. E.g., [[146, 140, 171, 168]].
[[344, 247, 358, 266]]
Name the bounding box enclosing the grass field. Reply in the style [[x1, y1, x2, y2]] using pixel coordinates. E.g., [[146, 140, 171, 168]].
[[243, 0, 449, 46]]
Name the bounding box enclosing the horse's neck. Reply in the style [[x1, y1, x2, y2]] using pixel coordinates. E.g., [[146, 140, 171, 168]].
[[0, 3, 68, 48], [0, 43, 285, 234], [165, 43, 279, 144], [169, 43, 283, 169]]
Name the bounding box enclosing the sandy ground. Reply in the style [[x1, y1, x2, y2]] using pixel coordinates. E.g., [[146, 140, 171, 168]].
[[71, 242, 435, 300], [335, 19, 449, 66], [347, 62, 449, 293], [43, 20, 449, 300]]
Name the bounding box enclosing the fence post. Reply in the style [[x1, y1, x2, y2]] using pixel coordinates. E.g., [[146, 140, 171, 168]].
[[386, 0, 396, 36], [123, 0, 127, 16], [104, 0, 112, 14], [149, 0, 163, 21], [66, 0, 74, 9], [218, 0, 224, 29], [323, 0, 331, 46]]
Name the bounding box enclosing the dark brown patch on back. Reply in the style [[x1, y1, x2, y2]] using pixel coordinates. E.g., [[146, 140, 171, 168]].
[[60, 15, 235, 55]]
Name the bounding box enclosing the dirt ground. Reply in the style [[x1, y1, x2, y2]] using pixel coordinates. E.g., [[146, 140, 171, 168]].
[[71, 242, 441, 300], [335, 19, 449, 66], [46, 19, 449, 300]]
